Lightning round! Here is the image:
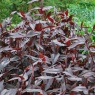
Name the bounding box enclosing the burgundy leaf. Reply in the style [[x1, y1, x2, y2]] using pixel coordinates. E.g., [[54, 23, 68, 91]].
[[67, 15, 73, 21], [47, 17, 54, 23], [65, 10, 68, 16], [46, 12, 51, 18], [35, 23, 43, 31], [39, 52, 46, 62]]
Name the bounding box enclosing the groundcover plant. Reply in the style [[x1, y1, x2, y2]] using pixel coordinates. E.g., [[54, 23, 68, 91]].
[[0, 0, 95, 95]]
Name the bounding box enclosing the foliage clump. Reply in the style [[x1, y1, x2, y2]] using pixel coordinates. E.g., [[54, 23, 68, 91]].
[[0, 0, 95, 95]]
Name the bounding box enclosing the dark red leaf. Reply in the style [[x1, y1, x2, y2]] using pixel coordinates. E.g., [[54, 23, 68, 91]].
[[35, 23, 42, 31], [46, 12, 51, 18], [43, 25, 55, 29], [62, 19, 67, 22], [41, 82, 45, 89], [38, 7, 45, 14], [37, 92, 43, 95], [0, 23, 2, 27], [69, 21, 74, 25], [12, 48, 22, 50], [48, 17, 54, 23], [19, 11, 25, 17], [39, 52, 46, 62], [70, 93, 75, 95], [67, 15, 73, 21], [65, 10, 68, 16], [65, 39, 71, 46]]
